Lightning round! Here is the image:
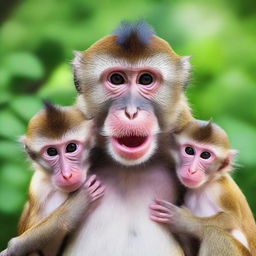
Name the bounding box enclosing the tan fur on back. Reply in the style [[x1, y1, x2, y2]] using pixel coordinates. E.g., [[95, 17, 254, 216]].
[[218, 175, 256, 254]]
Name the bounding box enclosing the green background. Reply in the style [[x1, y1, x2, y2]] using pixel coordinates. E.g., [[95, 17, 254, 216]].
[[0, 0, 255, 249]]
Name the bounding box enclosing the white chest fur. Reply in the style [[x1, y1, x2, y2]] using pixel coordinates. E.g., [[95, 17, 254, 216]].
[[184, 184, 221, 217], [63, 165, 184, 256]]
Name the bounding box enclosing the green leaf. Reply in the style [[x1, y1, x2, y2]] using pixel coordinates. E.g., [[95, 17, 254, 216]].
[[0, 183, 26, 214], [216, 116, 256, 166], [0, 140, 24, 161], [10, 95, 42, 122], [4, 52, 44, 79], [0, 109, 25, 139], [0, 163, 31, 189]]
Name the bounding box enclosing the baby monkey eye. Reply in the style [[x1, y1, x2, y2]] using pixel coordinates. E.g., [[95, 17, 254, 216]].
[[138, 73, 153, 85], [109, 73, 125, 85], [185, 146, 195, 155], [66, 143, 77, 153], [47, 147, 58, 156], [200, 151, 211, 159]]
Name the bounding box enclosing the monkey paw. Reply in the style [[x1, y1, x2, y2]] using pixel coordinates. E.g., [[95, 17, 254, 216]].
[[0, 237, 23, 256], [150, 199, 189, 223], [84, 174, 105, 202], [0, 249, 8, 256]]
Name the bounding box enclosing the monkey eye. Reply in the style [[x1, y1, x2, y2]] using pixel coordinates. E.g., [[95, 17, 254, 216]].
[[138, 73, 153, 85], [185, 146, 195, 155], [200, 151, 211, 159], [66, 143, 77, 153], [46, 147, 58, 156], [109, 73, 125, 85]]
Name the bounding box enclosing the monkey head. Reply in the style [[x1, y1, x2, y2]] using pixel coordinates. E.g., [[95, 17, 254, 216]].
[[73, 20, 192, 166], [21, 102, 95, 192], [175, 120, 237, 188]]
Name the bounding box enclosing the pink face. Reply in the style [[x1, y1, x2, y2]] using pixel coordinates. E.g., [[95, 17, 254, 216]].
[[40, 140, 86, 192], [102, 67, 161, 163], [178, 143, 216, 188]]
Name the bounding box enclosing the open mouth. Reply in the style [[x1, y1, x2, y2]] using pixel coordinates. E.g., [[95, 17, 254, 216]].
[[111, 135, 152, 160], [116, 135, 148, 148]]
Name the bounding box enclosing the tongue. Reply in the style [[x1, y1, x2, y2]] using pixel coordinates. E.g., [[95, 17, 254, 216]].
[[117, 136, 147, 148]]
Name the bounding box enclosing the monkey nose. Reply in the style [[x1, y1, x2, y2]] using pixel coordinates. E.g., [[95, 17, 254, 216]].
[[188, 169, 197, 175], [63, 172, 72, 180], [125, 107, 139, 120]]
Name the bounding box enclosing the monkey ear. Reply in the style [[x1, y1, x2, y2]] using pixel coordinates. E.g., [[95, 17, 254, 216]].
[[72, 50, 84, 66], [179, 56, 191, 89], [180, 56, 191, 71], [72, 50, 84, 93], [220, 149, 238, 172], [229, 149, 238, 161], [19, 135, 26, 145]]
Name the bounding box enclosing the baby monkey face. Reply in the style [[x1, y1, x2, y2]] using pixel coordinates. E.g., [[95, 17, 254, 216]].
[[178, 143, 216, 188], [40, 139, 87, 192]]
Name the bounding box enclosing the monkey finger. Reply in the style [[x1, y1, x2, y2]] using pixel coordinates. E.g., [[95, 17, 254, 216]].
[[92, 192, 105, 201], [149, 204, 170, 213], [92, 186, 105, 197], [154, 199, 175, 209], [150, 210, 171, 219], [84, 174, 97, 188], [0, 249, 7, 256], [88, 180, 101, 193], [150, 215, 170, 223]]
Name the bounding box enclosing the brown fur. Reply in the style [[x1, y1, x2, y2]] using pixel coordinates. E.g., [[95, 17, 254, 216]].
[[83, 34, 181, 63], [172, 119, 256, 255], [26, 105, 87, 139], [219, 176, 256, 255], [74, 34, 192, 131], [178, 119, 230, 148]]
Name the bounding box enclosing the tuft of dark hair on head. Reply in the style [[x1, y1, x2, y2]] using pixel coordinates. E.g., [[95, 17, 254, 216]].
[[42, 99, 68, 133], [192, 120, 214, 142], [113, 19, 155, 49], [42, 99, 56, 111]]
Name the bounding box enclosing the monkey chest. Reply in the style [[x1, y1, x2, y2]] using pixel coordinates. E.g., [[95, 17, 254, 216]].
[[184, 188, 221, 217], [63, 167, 184, 256]]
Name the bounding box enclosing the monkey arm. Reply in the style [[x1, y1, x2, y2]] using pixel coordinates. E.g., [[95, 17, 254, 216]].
[[17, 201, 32, 235], [3, 177, 104, 256], [150, 200, 238, 238]]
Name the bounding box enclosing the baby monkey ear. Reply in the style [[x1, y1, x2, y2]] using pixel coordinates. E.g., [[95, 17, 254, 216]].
[[19, 135, 26, 145], [220, 149, 238, 172], [229, 149, 238, 159]]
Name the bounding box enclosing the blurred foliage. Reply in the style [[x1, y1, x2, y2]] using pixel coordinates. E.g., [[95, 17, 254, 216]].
[[0, 0, 256, 249]]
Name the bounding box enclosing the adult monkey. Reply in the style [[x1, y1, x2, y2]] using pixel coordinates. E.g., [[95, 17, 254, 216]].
[[60, 20, 192, 256]]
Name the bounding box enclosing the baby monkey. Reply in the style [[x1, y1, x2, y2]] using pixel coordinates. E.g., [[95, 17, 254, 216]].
[[1, 101, 104, 256], [150, 120, 256, 256]]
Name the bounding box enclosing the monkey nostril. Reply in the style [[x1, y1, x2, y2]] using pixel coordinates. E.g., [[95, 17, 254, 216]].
[[125, 107, 139, 120], [188, 169, 197, 175], [63, 173, 72, 180]]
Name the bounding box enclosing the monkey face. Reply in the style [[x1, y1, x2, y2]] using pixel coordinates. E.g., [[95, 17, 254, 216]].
[[177, 143, 217, 188], [23, 104, 95, 192], [40, 139, 87, 192], [73, 21, 191, 165], [100, 67, 161, 165]]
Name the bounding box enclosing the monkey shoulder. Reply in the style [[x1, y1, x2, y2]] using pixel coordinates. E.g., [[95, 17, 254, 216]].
[[217, 174, 247, 215], [29, 170, 67, 217]]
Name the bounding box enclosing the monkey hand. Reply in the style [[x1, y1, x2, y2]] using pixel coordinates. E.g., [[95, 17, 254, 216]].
[[150, 199, 195, 232], [0, 236, 31, 256], [0, 249, 8, 256], [83, 174, 105, 203]]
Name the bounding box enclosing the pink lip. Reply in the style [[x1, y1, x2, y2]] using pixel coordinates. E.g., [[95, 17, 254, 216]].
[[180, 176, 199, 188], [111, 135, 152, 160]]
